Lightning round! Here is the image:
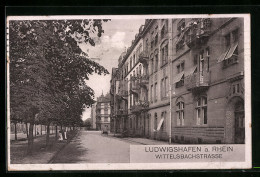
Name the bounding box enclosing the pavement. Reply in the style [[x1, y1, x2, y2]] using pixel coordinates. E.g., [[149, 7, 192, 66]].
[[51, 130, 173, 163], [107, 133, 170, 145]]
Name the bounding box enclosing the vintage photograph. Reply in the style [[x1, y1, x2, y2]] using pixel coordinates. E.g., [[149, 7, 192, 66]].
[[6, 14, 251, 170]]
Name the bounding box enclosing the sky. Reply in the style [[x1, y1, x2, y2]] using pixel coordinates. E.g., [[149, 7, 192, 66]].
[[80, 19, 145, 120]]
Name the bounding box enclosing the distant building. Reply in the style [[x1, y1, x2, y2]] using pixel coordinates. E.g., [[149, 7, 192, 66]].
[[96, 93, 111, 131], [90, 103, 97, 129]]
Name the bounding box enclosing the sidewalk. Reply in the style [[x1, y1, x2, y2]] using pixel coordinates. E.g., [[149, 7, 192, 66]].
[[108, 133, 170, 145], [10, 130, 78, 164]]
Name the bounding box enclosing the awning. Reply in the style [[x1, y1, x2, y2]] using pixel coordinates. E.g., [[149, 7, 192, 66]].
[[217, 49, 229, 63], [217, 42, 238, 63], [185, 66, 197, 76], [157, 118, 164, 131], [225, 42, 238, 60], [172, 71, 184, 83]]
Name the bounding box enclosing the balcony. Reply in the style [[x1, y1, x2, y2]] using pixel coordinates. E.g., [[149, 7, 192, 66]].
[[130, 77, 140, 94], [116, 90, 128, 100], [185, 71, 210, 91], [138, 75, 149, 89], [130, 100, 149, 114], [138, 51, 149, 66], [185, 18, 211, 48], [116, 109, 128, 116]]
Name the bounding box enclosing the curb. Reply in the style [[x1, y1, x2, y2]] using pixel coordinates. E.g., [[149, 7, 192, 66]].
[[48, 131, 79, 164], [106, 134, 170, 145], [106, 134, 148, 145]]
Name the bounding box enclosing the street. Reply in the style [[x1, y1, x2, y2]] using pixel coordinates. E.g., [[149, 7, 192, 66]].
[[51, 130, 140, 163]]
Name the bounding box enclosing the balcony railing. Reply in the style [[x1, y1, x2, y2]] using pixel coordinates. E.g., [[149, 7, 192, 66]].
[[130, 81, 140, 94], [139, 75, 149, 89], [116, 90, 128, 100], [116, 109, 128, 116], [184, 71, 210, 91], [130, 100, 149, 113], [185, 18, 211, 48], [138, 51, 149, 66]]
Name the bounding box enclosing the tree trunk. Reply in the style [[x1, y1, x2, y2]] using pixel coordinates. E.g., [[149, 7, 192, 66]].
[[34, 124, 36, 137], [55, 125, 58, 139], [41, 124, 42, 135], [14, 122, 17, 141], [27, 123, 34, 154], [26, 123, 29, 138], [46, 123, 50, 147]]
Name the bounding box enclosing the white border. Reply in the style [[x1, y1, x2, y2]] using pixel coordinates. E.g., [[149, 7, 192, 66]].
[[7, 14, 251, 171]]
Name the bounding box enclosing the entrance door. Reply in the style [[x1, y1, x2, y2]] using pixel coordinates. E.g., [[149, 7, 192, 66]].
[[234, 102, 245, 144]]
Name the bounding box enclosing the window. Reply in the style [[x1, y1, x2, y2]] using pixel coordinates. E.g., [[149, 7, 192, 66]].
[[194, 54, 198, 65], [177, 62, 185, 73], [206, 47, 210, 71], [154, 113, 158, 130], [151, 40, 154, 50], [104, 117, 108, 122], [150, 85, 153, 102], [161, 44, 168, 66], [154, 82, 157, 102], [161, 77, 168, 99], [232, 29, 239, 43], [130, 58, 133, 69], [177, 19, 185, 36], [154, 54, 158, 72], [145, 39, 149, 52], [196, 97, 207, 125], [223, 29, 239, 68], [176, 62, 185, 88], [199, 50, 205, 73], [161, 25, 165, 39], [133, 54, 136, 65], [139, 64, 142, 75], [176, 101, 184, 126], [154, 34, 158, 46], [225, 33, 231, 48], [151, 57, 154, 73], [176, 19, 185, 51]]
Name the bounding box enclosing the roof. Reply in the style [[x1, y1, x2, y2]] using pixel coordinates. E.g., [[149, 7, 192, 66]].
[[97, 93, 110, 103]]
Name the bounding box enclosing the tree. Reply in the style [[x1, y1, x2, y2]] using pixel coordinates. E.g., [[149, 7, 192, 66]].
[[83, 118, 92, 130], [9, 19, 110, 153]]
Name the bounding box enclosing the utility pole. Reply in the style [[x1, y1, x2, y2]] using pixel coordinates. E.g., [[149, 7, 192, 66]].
[[168, 19, 174, 145]]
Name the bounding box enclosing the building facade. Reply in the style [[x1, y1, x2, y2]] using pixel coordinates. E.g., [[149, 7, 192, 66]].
[[110, 17, 244, 144], [171, 18, 244, 144], [96, 93, 111, 132]]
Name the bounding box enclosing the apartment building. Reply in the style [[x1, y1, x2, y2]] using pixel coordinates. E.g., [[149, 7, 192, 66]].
[[171, 18, 244, 144], [110, 17, 244, 144], [96, 93, 111, 131]]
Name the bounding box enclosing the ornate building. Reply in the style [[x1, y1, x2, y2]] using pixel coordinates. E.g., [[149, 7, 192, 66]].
[[96, 93, 111, 132]]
